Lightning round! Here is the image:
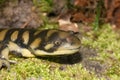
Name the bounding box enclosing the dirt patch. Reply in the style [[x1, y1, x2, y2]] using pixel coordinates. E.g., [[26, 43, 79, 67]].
[[0, 0, 42, 28]]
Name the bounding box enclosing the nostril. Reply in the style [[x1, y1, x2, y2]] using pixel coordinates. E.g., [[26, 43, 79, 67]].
[[70, 42, 74, 45]]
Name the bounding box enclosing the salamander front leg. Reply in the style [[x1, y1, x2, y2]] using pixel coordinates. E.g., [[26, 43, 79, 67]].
[[0, 57, 10, 70], [0, 47, 11, 70]]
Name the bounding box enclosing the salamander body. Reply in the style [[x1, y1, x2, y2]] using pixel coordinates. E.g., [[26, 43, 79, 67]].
[[0, 28, 81, 70]]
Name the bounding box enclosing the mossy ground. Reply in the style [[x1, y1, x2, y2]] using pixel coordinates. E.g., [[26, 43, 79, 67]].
[[0, 24, 120, 80], [0, 58, 101, 80], [82, 24, 120, 80]]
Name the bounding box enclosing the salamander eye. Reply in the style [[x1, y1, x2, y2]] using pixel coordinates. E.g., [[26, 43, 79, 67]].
[[54, 41, 61, 45]]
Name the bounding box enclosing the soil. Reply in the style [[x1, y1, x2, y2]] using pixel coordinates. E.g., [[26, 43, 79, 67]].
[[0, 0, 42, 28]]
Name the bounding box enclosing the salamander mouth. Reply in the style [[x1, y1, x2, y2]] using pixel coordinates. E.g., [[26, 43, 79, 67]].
[[65, 46, 80, 51], [34, 47, 80, 56], [68, 46, 80, 49], [53, 47, 80, 55], [68, 48, 80, 52]]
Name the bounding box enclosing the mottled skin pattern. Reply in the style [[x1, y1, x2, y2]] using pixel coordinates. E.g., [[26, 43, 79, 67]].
[[0, 29, 81, 70]]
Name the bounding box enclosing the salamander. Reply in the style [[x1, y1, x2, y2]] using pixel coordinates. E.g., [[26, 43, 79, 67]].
[[0, 28, 81, 70]]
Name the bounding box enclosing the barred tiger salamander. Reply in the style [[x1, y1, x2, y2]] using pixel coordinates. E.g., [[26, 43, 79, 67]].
[[0, 28, 81, 70]]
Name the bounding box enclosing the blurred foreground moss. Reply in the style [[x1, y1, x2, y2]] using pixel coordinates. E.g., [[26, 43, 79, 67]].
[[0, 58, 101, 80]]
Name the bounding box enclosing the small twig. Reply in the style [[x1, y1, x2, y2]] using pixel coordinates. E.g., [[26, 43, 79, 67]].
[[20, 17, 33, 28]]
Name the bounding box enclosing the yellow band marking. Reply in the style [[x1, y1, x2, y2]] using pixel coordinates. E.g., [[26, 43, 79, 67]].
[[34, 30, 42, 36], [46, 30, 57, 38], [1, 47, 9, 60], [22, 31, 29, 44], [8, 41, 35, 57], [30, 38, 41, 49], [0, 29, 8, 41], [11, 31, 18, 41], [59, 31, 69, 39], [21, 48, 35, 57], [44, 44, 54, 50], [7, 41, 21, 52]]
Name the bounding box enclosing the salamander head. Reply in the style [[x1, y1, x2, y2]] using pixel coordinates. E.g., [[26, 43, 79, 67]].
[[34, 30, 81, 56]]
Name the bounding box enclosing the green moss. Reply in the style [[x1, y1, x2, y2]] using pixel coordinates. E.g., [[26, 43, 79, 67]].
[[40, 22, 58, 30], [82, 24, 120, 79], [82, 24, 120, 59], [33, 0, 53, 13], [32, 0, 59, 29], [0, 58, 102, 80]]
